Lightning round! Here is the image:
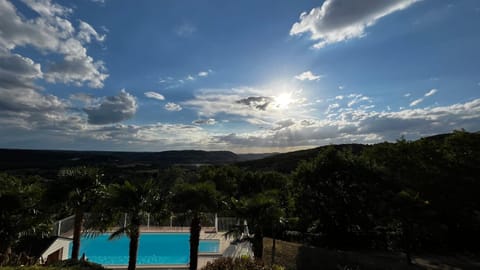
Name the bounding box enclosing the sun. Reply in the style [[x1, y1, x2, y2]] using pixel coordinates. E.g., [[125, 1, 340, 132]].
[[274, 93, 293, 109]]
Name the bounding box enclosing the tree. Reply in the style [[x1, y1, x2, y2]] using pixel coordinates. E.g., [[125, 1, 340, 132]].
[[51, 167, 104, 261], [230, 191, 284, 259], [292, 147, 380, 248], [172, 181, 219, 270], [106, 179, 167, 270], [0, 173, 46, 258]]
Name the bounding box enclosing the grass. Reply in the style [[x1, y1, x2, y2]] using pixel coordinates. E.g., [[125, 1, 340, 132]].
[[262, 238, 480, 270]]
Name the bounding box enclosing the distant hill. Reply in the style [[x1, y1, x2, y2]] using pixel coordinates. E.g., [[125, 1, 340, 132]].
[[0, 149, 271, 171], [237, 144, 367, 173], [237, 131, 479, 173]]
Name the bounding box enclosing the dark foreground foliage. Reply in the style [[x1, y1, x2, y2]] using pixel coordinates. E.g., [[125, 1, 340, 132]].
[[201, 257, 284, 270], [48, 259, 105, 270]]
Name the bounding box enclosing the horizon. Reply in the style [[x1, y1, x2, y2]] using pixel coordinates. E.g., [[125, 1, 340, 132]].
[[1, 0, 480, 153]]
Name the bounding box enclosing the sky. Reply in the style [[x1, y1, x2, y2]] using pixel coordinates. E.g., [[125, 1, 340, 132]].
[[0, 0, 479, 153]]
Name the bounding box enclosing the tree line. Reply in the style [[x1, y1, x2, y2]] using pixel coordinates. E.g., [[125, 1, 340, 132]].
[[0, 130, 479, 269]]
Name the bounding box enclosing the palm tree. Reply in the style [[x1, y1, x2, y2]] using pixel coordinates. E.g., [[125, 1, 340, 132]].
[[53, 167, 104, 261], [230, 191, 284, 259], [172, 181, 219, 270], [106, 179, 167, 270]]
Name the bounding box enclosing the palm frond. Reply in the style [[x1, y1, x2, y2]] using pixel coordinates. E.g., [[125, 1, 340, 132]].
[[108, 227, 126, 240]]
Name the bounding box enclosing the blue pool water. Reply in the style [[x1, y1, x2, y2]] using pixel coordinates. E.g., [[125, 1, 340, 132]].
[[71, 233, 219, 265]]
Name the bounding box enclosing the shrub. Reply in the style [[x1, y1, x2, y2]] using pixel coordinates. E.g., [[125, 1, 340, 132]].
[[49, 259, 105, 270], [201, 257, 284, 270]]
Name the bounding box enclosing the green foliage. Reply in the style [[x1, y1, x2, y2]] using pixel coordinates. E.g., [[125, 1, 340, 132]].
[[0, 173, 48, 255], [172, 181, 220, 214], [292, 147, 382, 248]]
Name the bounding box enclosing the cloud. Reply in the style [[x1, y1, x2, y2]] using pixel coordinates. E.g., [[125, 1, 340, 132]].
[[215, 98, 480, 151], [174, 22, 196, 37], [0, 0, 108, 88], [84, 90, 137, 125], [21, 0, 72, 17], [44, 56, 108, 88], [165, 102, 182, 111], [326, 103, 340, 114], [425, 88, 438, 97], [70, 92, 96, 105], [409, 98, 424, 107], [198, 71, 210, 77], [77, 20, 106, 43], [0, 53, 43, 89], [295, 71, 321, 81], [273, 119, 295, 130], [236, 96, 272, 111], [192, 118, 216, 125], [410, 88, 439, 107], [144, 91, 165, 101], [183, 87, 311, 130], [290, 0, 420, 48]]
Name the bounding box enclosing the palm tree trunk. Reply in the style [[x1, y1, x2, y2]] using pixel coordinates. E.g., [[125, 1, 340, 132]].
[[128, 223, 140, 270], [252, 230, 264, 259], [71, 208, 84, 261], [189, 215, 201, 270]]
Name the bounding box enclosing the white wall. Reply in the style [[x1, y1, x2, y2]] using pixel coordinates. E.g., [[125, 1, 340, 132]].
[[39, 238, 71, 263]]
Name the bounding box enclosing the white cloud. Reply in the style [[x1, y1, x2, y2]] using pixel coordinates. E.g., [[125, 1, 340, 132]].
[[290, 0, 420, 48], [295, 70, 321, 81], [144, 91, 165, 101], [21, 0, 72, 17], [198, 71, 209, 77], [410, 89, 439, 107], [425, 88, 438, 97], [326, 103, 340, 114], [404, 93, 411, 97], [165, 102, 182, 111], [77, 20, 106, 43], [0, 0, 108, 88], [84, 89, 137, 125], [183, 87, 311, 129], [216, 98, 480, 151], [174, 22, 196, 37], [410, 98, 424, 107], [44, 56, 108, 88]]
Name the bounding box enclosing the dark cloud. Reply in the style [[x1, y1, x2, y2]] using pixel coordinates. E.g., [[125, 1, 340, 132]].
[[192, 118, 216, 125], [84, 90, 137, 125], [236, 96, 272, 111], [0, 53, 42, 90]]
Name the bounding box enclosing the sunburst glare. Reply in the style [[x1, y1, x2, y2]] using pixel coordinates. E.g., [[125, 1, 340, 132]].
[[274, 93, 293, 109]]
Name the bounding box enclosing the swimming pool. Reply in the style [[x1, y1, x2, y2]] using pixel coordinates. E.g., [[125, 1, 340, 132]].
[[72, 233, 219, 265]]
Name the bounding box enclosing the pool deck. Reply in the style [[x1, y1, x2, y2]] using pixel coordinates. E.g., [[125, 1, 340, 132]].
[[64, 226, 241, 270]]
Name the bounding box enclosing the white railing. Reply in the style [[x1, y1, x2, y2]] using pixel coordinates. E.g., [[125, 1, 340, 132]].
[[52, 214, 242, 236]]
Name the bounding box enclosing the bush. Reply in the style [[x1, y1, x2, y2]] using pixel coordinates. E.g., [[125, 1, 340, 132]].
[[49, 259, 105, 270], [201, 257, 284, 270]]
